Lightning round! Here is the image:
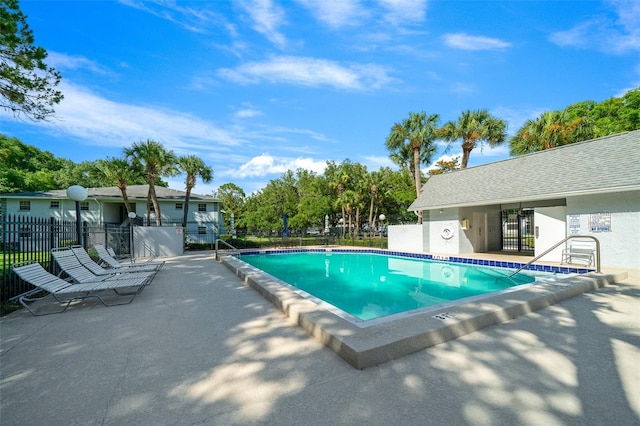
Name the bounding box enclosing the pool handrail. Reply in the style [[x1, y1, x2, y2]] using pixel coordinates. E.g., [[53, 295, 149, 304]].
[[508, 235, 600, 277], [214, 239, 240, 261]]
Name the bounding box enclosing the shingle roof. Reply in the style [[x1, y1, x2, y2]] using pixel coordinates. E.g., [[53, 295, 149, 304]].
[[409, 130, 640, 210], [1, 185, 220, 202]]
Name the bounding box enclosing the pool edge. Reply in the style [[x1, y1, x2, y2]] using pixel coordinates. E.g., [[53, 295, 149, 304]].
[[220, 254, 626, 369]]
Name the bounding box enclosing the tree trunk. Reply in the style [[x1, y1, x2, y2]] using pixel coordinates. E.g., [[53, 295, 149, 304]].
[[118, 186, 132, 215], [413, 147, 423, 224], [149, 184, 162, 226], [461, 148, 471, 169], [146, 188, 151, 226], [412, 147, 421, 197], [373, 205, 379, 237], [182, 187, 192, 228], [368, 194, 375, 238], [460, 138, 475, 169]]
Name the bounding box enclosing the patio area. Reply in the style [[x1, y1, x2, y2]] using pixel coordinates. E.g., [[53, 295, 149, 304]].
[[1, 252, 638, 425]]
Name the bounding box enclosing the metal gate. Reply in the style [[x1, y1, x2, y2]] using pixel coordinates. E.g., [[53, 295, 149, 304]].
[[501, 209, 534, 253]]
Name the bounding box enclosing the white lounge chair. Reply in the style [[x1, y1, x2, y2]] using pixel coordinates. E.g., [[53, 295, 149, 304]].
[[70, 246, 159, 275], [51, 247, 155, 284], [12, 261, 148, 316], [107, 247, 128, 260], [94, 244, 164, 271]]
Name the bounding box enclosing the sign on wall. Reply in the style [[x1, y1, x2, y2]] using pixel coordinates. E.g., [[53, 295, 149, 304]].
[[589, 212, 611, 232], [568, 214, 580, 234]]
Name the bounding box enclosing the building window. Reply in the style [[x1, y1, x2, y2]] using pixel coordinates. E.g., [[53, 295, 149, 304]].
[[80, 201, 89, 211], [198, 203, 206, 212], [148, 203, 155, 212], [50, 201, 60, 209], [19, 201, 30, 211], [175, 203, 183, 210], [198, 226, 207, 234]]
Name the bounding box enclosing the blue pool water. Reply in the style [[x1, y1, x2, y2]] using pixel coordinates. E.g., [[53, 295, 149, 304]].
[[240, 251, 558, 321]]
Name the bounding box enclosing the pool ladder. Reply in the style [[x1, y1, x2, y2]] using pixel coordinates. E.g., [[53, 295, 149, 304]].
[[214, 239, 241, 261], [508, 235, 601, 278]]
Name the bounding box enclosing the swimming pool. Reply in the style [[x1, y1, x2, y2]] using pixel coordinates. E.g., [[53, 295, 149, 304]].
[[240, 251, 557, 321], [221, 248, 608, 368]]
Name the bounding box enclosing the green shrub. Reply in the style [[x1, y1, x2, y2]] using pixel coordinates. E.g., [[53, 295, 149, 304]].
[[222, 238, 260, 249], [1, 301, 21, 316], [185, 242, 210, 251]]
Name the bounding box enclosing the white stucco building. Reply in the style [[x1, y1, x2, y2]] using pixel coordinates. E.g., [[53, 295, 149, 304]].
[[389, 130, 640, 269], [1, 185, 223, 236]]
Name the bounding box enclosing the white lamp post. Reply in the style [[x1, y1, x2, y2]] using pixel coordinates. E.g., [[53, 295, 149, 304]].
[[66, 185, 88, 247], [128, 211, 137, 263]]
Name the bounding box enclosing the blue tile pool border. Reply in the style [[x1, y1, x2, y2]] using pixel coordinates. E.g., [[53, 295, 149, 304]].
[[237, 247, 595, 275]]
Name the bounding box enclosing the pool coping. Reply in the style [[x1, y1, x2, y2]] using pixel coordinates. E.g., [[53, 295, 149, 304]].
[[220, 248, 626, 369]]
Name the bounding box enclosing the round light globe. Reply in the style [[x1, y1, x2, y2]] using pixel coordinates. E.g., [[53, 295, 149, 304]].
[[379, 214, 386, 221], [128, 212, 137, 219], [66, 185, 88, 202]]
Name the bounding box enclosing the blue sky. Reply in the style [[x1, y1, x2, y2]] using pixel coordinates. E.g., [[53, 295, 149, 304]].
[[1, 0, 638, 196]]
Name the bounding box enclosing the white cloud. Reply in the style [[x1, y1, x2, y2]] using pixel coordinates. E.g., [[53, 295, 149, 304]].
[[118, 0, 231, 35], [217, 55, 394, 90], [236, 0, 288, 48], [296, 0, 366, 28], [443, 33, 511, 50], [262, 125, 334, 144], [362, 155, 395, 170], [47, 52, 112, 75], [490, 105, 548, 137], [23, 81, 243, 152], [379, 0, 427, 26], [450, 83, 475, 94], [295, 0, 426, 30], [548, 0, 640, 54], [235, 109, 263, 118], [233, 153, 327, 178], [426, 153, 460, 172]]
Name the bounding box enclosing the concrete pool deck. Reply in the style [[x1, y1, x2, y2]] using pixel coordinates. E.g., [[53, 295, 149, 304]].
[[221, 250, 625, 369], [1, 252, 638, 425]]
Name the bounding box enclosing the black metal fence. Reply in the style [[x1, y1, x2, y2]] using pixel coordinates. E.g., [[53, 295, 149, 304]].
[[1, 214, 388, 304], [0, 215, 133, 304]]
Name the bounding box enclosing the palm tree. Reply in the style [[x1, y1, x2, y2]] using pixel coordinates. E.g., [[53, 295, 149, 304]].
[[440, 109, 507, 169], [368, 180, 378, 238], [388, 142, 433, 184], [385, 112, 439, 198], [326, 160, 352, 231], [177, 155, 213, 228], [124, 140, 178, 226], [335, 189, 359, 240], [509, 110, 594, 155], [95, 157, 138, 216]]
